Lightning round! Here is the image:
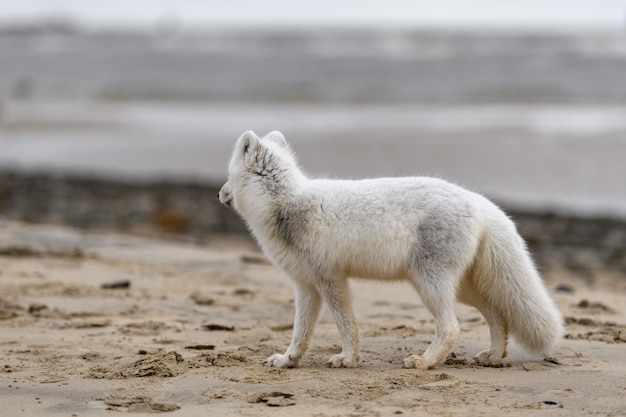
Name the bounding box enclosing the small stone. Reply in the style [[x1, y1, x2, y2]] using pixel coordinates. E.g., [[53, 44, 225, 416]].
[[240, 255, 270, 265], [555, 284, 574, 293], [233, 288, 254, 296], [28, 303, 48, 315], [101, 280, 131, 290], [202, 323, 234, 331], [190, 292, 214, 306], [245, 393, 265, 404], [184, 344, 215, 350], [266, 396, 295, 407], [578, 318, 595, 326], [246, 392, 294, 405], [81, 352, 101, 361], [444, 352, 467, 366]]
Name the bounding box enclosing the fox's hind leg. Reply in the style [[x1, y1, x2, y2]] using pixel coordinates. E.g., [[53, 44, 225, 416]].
[[404, 272, 460, 369], [404, 210, 481, 369], [473, 307, 508, 367], [457, 277, 508, 367]]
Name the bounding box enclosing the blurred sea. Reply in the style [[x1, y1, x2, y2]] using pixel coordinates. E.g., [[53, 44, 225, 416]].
[[1, 26, 625, 216]]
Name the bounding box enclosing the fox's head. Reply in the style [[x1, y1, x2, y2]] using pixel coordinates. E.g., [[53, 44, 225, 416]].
[[218, 131, 300, 216]]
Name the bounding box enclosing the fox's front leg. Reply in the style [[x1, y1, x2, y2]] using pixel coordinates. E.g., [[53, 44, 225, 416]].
[[265, 282, 322, 368], [319, 276, 359, 368]]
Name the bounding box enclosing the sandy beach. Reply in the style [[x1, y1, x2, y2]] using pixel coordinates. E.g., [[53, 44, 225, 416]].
[[1, 24, 625, 416], [1, 220, 625, 416]]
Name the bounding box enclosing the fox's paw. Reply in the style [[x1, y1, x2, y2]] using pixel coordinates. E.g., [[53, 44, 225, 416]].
[[264, 353, 297, 369], [326, 353, 358, 368], [403, 354, 432, 370], [474, 350, 504, 367]]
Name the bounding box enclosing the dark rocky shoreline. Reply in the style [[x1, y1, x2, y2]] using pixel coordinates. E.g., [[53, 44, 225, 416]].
[[1, 171, 624, 280]]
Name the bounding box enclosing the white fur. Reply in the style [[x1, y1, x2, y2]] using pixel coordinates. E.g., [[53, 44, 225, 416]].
[[219, 131, 564, 369]]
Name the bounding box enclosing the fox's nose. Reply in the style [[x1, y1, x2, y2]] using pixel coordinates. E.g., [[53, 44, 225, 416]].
[[216, 192, 220, 199]]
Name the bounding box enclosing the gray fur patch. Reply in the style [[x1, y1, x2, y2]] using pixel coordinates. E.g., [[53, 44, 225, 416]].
[[272, 204, 308, 246], [412, 202, 476, 277], [273, 208, 295, 245]]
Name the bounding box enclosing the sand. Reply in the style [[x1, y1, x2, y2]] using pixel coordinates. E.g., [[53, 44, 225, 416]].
[[1, 220, 625, 416]]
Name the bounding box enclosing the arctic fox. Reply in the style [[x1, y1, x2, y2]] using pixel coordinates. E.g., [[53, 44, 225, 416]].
[[218, 130, 563, 370]]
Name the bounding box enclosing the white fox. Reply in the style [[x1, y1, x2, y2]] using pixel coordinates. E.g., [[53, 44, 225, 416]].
[[218, 130, 563, 369]]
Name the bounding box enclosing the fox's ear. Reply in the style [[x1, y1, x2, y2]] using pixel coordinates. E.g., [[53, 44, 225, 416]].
[[238, 130, 260, 156], [265, 131, 288, 148]]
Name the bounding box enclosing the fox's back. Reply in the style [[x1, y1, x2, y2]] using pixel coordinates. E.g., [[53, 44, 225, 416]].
[[308, 176, 481, 222]]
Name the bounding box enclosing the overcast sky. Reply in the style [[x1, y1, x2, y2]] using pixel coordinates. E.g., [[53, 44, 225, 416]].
[[0, 0, 624, 30]]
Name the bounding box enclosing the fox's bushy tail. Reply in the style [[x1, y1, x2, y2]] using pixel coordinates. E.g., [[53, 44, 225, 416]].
[[474, 214, 563, 356]]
